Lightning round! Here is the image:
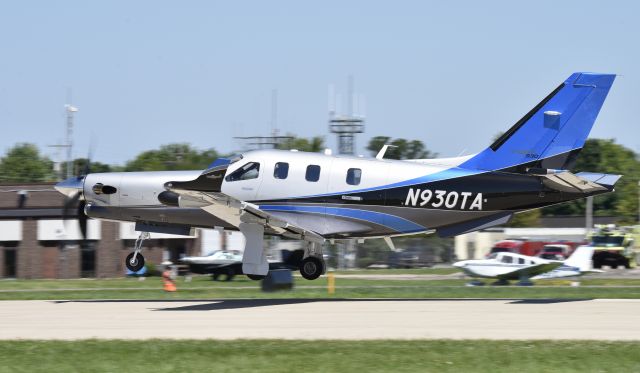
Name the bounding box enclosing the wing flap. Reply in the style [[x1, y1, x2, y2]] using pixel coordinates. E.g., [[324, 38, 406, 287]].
[[165, 178, 324, 243]]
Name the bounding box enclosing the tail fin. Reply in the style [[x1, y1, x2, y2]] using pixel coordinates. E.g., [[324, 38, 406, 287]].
[[461, 73, 616, 172], [563, 246, 595, 272]]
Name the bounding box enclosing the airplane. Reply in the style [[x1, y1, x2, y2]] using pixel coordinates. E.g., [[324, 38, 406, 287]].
[[452, 246, 600, 285], [180, 249, 304, 281], [180, 250, 244, 275], [54, 72, 620, 281]]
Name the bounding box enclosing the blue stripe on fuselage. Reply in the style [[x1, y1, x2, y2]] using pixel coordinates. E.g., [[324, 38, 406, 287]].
[[258, 204, 426, 233], [296, 166, 484, 200]]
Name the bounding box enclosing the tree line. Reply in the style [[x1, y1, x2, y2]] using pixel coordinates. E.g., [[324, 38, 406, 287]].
[[0, 136, 638, 223]]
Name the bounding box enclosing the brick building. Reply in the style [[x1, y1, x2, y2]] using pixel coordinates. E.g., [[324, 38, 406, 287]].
[[0, 182, 202, 279]]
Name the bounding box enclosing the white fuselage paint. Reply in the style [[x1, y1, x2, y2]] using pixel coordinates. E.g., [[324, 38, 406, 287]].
[[81, 150, 476, 208], [220, 149, 474, 203]]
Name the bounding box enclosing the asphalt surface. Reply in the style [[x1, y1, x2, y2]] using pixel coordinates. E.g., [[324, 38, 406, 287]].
[[0, 298, 639, 340]]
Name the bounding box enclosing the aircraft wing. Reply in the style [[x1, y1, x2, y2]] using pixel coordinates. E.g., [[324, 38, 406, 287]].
[[497, 262, 563, 280], [164, 167, 324, 243]]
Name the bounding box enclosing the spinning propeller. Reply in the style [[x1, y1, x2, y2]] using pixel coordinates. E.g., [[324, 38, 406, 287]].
[[56, 156, 92, 240]]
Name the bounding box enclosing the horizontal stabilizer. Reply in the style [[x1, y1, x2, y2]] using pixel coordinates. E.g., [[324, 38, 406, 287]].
[[541, 172, 608, 194], [575, 172, 622, 187], [437, 212, 512, 237]]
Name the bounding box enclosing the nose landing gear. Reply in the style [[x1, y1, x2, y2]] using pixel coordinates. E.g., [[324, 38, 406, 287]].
[[125, 232, 149, 272]]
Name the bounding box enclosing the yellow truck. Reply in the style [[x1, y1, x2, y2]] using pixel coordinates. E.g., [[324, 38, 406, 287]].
[[589, 225, 639, 269]]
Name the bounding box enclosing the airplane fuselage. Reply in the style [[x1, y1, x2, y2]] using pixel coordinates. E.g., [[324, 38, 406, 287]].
[[71, 149, 611, 240]]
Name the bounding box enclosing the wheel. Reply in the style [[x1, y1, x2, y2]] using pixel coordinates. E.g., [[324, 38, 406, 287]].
[[224, 268, 236, 282], [212, 273, 221, 281], [299, 256, 324, 280], [125, 252, 145, 272], [246, 274, 266, 281], [610, 263, 618, 269]]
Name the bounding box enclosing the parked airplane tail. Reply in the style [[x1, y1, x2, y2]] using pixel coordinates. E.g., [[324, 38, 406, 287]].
[[563, 246, 595, 272], [461, 72, 616, 172]]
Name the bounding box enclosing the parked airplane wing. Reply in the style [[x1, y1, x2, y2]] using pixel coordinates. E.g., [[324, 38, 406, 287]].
[[496, 262, 563, 280], [164, 171, 325, 243]]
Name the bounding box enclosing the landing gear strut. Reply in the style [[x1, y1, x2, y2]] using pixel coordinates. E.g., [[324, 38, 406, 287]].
[[125, 232, 149, 272]]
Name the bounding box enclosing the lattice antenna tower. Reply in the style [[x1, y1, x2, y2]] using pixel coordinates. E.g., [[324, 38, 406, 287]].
[[329, 75, 365, 155]]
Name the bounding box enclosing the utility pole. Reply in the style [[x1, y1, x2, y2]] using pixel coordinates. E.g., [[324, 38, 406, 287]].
[[586, 196, 593, 234], [64, 104, 79, 179]]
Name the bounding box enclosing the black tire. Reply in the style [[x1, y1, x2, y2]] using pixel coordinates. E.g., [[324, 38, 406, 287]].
[[299, 256, 324, 280], [212, 273, 221, 281], [246, 274, 266, 281], [610, 263, 618, 269], [224, 268, 235, 282], [593, 260, 602, 269], [125, 252, 145, 272]]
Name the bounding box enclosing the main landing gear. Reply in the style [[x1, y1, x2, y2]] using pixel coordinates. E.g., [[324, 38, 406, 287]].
[[299, 256, 325, 280], [125, 232, 149, 272], [298, 241, 326, 280]]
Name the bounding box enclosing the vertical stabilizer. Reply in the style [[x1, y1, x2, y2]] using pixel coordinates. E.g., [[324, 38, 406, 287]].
[[564, 246, 595, 272], [461, 73, 615, 172]]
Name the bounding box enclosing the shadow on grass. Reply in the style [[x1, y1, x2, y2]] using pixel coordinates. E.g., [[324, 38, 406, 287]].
[[52, 297, 593, 311]]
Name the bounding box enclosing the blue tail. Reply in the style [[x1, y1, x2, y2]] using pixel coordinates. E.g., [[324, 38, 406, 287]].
[[461, 72, 616, 172]]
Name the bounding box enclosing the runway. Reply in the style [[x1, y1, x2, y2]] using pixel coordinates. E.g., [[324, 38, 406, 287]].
[[0, 298, 639, 340]]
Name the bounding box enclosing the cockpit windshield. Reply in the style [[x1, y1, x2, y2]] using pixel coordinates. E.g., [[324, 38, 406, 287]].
[[225, 162, 260, 182]]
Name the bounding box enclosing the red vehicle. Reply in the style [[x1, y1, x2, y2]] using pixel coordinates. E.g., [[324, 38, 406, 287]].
[[488, 239, 583, 258]]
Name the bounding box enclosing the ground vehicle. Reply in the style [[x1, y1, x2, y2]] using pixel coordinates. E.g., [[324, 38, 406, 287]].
[[538, 244, 571, 260], [488, 240, 581, 258], [589, 225, 638, 269], [488, 240, 545, 257]]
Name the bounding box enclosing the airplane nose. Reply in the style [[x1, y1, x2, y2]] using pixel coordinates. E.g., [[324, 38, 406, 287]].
[[54, 176, 84, 197], [453, 261, 466, 268]]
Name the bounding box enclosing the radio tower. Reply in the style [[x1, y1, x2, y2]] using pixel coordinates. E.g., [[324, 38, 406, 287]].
[[329, 75, 365, 155]]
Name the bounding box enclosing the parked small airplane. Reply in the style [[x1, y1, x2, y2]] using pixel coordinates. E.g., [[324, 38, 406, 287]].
[[180, 250, 243, 274], [54, 72, 620, 281], [453, 246, 599, 285], [181, 249, 304, 281]]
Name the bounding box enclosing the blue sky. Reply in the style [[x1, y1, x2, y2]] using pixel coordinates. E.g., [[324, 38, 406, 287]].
[[0, 1, 637, 164]]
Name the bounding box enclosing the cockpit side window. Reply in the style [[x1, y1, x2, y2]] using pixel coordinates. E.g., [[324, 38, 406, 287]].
[[225, 162, 260, 182], [501, 255, 513, 264], [518, 258, 525, 264]]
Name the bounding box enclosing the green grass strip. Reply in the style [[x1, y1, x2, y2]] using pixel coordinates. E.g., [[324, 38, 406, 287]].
[[0, 340, 638, 373]]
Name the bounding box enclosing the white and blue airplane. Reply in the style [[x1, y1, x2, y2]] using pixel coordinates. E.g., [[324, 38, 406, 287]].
[[55, 72, 620, 280], [453, 246, 600, 285]]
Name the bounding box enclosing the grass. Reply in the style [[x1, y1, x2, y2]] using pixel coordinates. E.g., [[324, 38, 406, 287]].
[[333, 267, 459, 275], [0, 340, 639, 373], [2, 275, 640, 300]]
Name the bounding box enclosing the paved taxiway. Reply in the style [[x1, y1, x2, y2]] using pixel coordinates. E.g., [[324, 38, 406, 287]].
[[0, 299, 638, 340]]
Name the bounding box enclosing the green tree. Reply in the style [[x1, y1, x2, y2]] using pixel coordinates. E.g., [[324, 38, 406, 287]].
[[61, 159, 114, 176], [0, 143, 54, 182], [542, 139, 640, 223], [276, 136, 325, 153], [366, 136, 435, 159], [506, 210, 541, 227], [125, 144, 219, 171]]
